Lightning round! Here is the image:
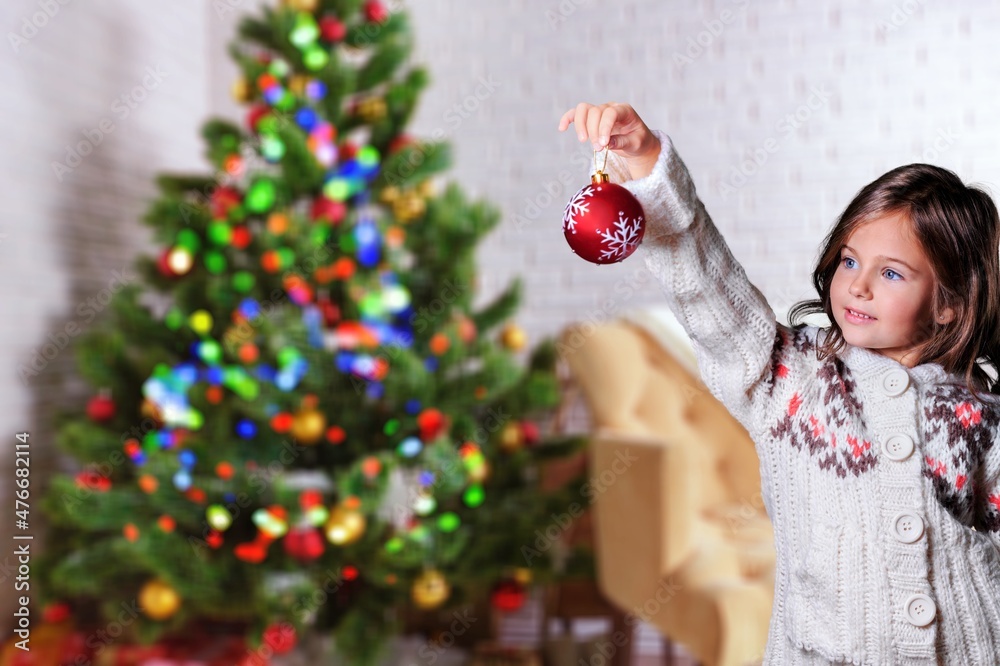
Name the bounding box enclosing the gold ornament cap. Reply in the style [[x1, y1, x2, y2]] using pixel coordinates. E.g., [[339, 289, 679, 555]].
[[592, 147, 611, 183]]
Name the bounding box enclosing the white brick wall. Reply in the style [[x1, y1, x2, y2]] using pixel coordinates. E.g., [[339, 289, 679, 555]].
[[4, 0, 1000, 652], [0, 0, 208, 629], [399, 0, 1000, 341], [369, 0, 1000, 655]]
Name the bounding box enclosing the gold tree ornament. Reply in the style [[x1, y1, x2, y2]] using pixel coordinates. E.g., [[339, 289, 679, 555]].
[[291, 408, 326, 445], [417, 179, 437, 198], [499, 422, 524, 453], [139, 579, 181, 620], [379, 186, 401, 204], [282, 0, 318, 11], [140, 398, 165, 429], [289, 75, 311, 97], [357, 96, 388, 122], [231, 77, 251, 103], [499, 323, 527, 351], [411, 569, 450, 610], [392, 191, 426, 222], [324, 505, 366, 545]]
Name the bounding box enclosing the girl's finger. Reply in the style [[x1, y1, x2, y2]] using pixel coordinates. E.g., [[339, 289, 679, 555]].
[[598, 106, 619, 147], [574, 103, 592, 141], [586, 105, 604, 148], [557, 108, 576, 131]]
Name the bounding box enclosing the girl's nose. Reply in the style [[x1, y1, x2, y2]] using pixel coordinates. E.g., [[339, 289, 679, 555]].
[[849, 277, 871, 298]]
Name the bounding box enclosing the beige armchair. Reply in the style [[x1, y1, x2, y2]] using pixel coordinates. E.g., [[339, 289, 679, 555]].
[[558, 309, 775, 666]]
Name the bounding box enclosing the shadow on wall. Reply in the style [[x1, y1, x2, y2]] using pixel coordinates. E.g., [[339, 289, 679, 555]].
[[5, 1, 165, 633]]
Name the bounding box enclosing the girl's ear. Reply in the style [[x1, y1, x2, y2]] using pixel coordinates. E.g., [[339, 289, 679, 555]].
[[937, 306, 956, 324]]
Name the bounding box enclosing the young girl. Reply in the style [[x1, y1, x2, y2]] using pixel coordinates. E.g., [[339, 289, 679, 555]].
[[559, 102, 1000, 665]]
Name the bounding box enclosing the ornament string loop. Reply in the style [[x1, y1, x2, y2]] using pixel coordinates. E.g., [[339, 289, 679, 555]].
[[594, 146, 609, 176]]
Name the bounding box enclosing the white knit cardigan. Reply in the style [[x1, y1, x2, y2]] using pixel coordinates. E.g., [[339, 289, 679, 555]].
[[594, 131, 1000, 665]]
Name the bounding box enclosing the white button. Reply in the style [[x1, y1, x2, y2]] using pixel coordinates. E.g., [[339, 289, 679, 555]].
[[881, 434, 915, 461], [904, 593, 937, 627], [881, 369, 910, 397], [891, 512, 925, 543]]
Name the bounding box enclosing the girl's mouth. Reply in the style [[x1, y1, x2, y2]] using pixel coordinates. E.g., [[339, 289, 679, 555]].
[[845, 308, 876, 323]]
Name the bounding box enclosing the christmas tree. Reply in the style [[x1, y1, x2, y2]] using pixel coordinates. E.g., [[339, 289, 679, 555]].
[[37, 1, 585, 662]]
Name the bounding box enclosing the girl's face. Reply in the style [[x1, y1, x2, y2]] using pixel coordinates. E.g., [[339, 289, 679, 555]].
[[829, 211, 953, 368]]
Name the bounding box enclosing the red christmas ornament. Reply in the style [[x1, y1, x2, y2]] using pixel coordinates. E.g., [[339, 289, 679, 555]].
[[317, 293, 341, 327], [339, 142, 359, 161], [234, 536, 272, 564], [156, 248, 176, 278], [326, 425, 346, 444], [417, 408, 448, 441], [364, 0, 389, 23], [271, 412, 294, 433], [231, 225, 252, 249], [311, 196, 347, 224], [262, 622, 297, 654], [156, 246, 194, 278], [234, 542, 266, 563], [247, 104, 271, 133], [42, 602, 71, 623], [300, 489, 324, 509], [283, 527, 325, 562], [75, 470, 111, 492], [320, 16, 347, 42], [86, 394, 116, 423], [261, 250, 282, 274], [563, 170, 645, 264], [520, 421, 540, 447], [388, 134, 416, 154], [211, 186, 243, 217], [490, 578, 527, 612]]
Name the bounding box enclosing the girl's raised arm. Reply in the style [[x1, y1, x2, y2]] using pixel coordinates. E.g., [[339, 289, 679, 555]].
[[595, 131, 785, 435]]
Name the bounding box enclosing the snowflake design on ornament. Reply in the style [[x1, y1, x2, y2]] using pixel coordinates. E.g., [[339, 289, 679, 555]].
[[562, 185, 593, 233], [599, 211, 644, 261]]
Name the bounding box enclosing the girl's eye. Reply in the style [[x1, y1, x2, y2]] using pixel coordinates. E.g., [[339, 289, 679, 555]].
[[841, 257, 903, 281]]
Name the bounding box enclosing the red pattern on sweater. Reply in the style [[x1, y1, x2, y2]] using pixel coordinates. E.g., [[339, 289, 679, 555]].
[[763, 326, 1000, 532]]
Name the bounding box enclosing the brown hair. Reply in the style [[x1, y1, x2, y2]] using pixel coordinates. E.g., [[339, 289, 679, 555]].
[[787, 163, 1000, 401]]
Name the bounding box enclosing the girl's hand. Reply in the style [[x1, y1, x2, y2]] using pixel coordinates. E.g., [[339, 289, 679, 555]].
[[557, 102, 661, 179]]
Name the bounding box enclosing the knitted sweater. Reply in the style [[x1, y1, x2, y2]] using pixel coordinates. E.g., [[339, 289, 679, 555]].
[[593, 131, 1000, 665]]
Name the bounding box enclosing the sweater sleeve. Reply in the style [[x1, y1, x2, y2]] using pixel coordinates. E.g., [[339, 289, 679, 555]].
[[976, 442, 1000, 552], [595, 131, 782, 435]]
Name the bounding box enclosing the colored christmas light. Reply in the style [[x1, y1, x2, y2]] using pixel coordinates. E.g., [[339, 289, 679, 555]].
[[236, 419, 258, 439], [246, 178, 277, 213], [397, 437, 422, 458], [463, 484, 485, 508]]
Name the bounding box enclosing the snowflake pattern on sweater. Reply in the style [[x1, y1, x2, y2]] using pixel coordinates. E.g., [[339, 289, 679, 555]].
[[763, 327, 876, 479], [758, 324, 1000, 535], [922, 384, 1000, 531]]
